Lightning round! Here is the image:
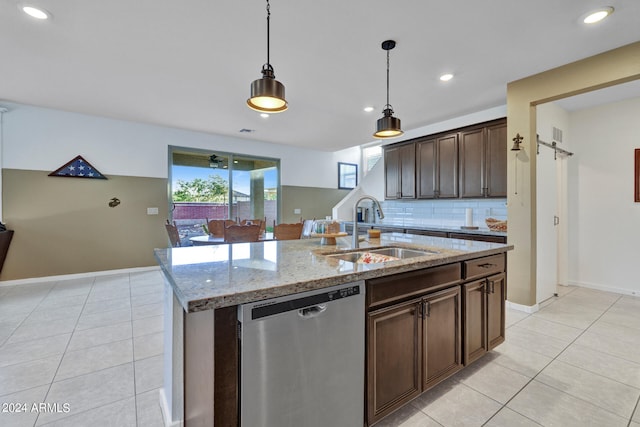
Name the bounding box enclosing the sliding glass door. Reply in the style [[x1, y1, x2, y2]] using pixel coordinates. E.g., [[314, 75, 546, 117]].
[[169, 147, 280, 243]]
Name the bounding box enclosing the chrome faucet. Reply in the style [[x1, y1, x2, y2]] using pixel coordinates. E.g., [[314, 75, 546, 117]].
[[353, 195, 385, 248]]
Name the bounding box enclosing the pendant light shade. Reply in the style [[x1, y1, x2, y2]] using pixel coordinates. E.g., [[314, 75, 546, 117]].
[[248, 64, 287, 112], [373, 40, 403, 139], [247, 0, 288, 113], [375, 107, 402, 138]]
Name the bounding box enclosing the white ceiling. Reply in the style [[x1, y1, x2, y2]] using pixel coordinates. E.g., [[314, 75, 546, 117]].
[[1, 0, 638, 151]]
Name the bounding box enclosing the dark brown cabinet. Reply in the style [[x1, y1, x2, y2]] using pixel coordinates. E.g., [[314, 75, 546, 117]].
[[423, 286, 462, 389], [384, 118, 506, 201], [448, 232, 507, 244], [366, 265, 463, 424], [487, 272, 506, 349], [459, 120, 507, 198], [367, 288, 462, 424], [416, 134, 458, 199], [462, 279, 488, 364], [462, 254, 506, 365], [410, 229, 449, 238], [384, 143, 415, 199], [367, 299, 422, 423]]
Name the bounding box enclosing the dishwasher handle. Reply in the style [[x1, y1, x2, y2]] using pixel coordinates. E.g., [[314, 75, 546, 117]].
[[298, 304, 327, 318]]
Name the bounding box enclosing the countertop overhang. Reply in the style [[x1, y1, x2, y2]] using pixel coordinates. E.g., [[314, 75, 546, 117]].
[[155, 232, 513, 313]]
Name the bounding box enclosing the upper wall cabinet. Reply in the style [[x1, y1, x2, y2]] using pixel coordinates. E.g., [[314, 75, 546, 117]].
[[384, 143, 416, 199], [416, 134, 459, 199], [384, 118, 506, 200], [459, 120, 507, 198]]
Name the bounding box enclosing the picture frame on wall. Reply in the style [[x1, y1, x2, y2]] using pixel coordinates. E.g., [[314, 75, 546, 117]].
[[635, 149, 640, 202], [338, 162, 358, 190]]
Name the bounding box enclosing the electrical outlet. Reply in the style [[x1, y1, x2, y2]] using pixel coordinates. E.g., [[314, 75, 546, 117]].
[[147, 207, 159, 215], [293, 208, 301, 215]]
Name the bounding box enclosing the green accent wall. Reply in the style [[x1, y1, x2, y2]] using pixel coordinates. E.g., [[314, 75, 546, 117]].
[[2, 169, 169, 280], [281, 185, 350, 223]]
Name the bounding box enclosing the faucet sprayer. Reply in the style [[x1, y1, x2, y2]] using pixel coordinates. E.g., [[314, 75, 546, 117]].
[[352, 196, 385, 248]]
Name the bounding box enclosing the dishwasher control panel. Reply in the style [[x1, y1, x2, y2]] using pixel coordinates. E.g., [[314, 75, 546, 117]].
[[250, 284, 361, 320]]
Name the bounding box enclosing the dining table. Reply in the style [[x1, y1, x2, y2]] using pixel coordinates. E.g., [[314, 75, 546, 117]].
[[189, 232, 274, 246]]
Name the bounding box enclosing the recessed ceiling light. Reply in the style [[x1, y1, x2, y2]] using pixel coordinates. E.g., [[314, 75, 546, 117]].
[[260, 113, 269, 118], [583, 7, 614, 24], [21, 5, 51, 20], [364, 106, 375, 112], [440, 73, 454, 82]]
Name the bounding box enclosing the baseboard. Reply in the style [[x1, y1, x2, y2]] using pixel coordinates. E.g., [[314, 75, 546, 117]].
[[567, 280, 639, 297], [159, 387, 183, 427], [0, 265, 160, 287], [506, 300, 539, 313]]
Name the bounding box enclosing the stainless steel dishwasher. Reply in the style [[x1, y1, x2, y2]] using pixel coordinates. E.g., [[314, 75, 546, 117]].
[[239, 281, 365, 427]]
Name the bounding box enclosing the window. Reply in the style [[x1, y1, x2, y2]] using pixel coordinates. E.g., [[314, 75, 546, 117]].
[[363, 145, 382, 174], [338, 162, 358, 189]]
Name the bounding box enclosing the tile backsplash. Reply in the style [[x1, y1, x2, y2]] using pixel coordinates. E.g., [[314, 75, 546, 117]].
[[372, 199, 507, 230]]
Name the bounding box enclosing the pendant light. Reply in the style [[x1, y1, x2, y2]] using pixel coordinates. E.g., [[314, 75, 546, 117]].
[[247, 0, 288, 113], [373, 40, 403, 138]]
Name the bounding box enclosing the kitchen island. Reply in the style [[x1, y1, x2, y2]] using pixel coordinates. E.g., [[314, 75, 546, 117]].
[[156, 232, 512, 426]]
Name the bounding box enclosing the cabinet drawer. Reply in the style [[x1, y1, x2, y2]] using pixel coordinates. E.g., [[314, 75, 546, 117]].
[[449, 232, 507, 244], [408, 229, 449, 238], [367, 263, 462, 309], [463, 254, 505, 280]]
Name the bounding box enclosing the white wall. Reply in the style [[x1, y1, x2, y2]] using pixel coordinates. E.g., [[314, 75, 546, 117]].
[[0, 102, 360, 188], [566, 97, 640, 295]]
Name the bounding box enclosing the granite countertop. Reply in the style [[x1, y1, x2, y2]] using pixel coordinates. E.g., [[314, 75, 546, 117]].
[[346, 221, 507, 237], [155, 232, 513, 313]]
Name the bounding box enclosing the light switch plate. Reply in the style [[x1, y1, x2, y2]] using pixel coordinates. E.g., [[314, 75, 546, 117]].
[[147, 207, 159, 215]]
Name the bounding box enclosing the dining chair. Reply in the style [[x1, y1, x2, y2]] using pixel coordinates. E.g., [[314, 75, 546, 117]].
[[241, 217, 266, 234], [206, 219, 227, 238], [224, 224, 261, 243], [165, 220, 181, 247], [273, 222, 304, 240]]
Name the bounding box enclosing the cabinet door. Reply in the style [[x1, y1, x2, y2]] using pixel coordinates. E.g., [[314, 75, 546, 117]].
[[463, 279, 487, 365], [485, 122, 507, 197], [437, 134, 459, 198], [487, 272, 506, 349], [367, 299, 422, 424], [399, 143, 416, 198], [385, 144, 415, 199], [423, 286, 462, 390], [384, 146, 400, 199], [416, 138, 436, 199], [459, 128, 485, 198]]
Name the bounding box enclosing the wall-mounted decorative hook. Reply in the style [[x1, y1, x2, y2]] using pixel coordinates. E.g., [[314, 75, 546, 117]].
[[511, 134, 524, 195], [108, 197, 121, 208], [511, 133, 523, 151]]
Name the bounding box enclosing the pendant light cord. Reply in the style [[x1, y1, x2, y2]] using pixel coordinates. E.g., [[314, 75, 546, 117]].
[[266, 0, 271, 67], [385, 49, 390, 108]]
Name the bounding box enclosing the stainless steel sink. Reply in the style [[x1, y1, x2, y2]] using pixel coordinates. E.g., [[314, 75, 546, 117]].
[[368, 247, 437, 258], [325, 246, 438, 264]]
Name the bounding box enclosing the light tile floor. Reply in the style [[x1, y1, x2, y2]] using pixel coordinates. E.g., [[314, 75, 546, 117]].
[[0, 270, 165, 427], [1, 272, 639, 426]]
